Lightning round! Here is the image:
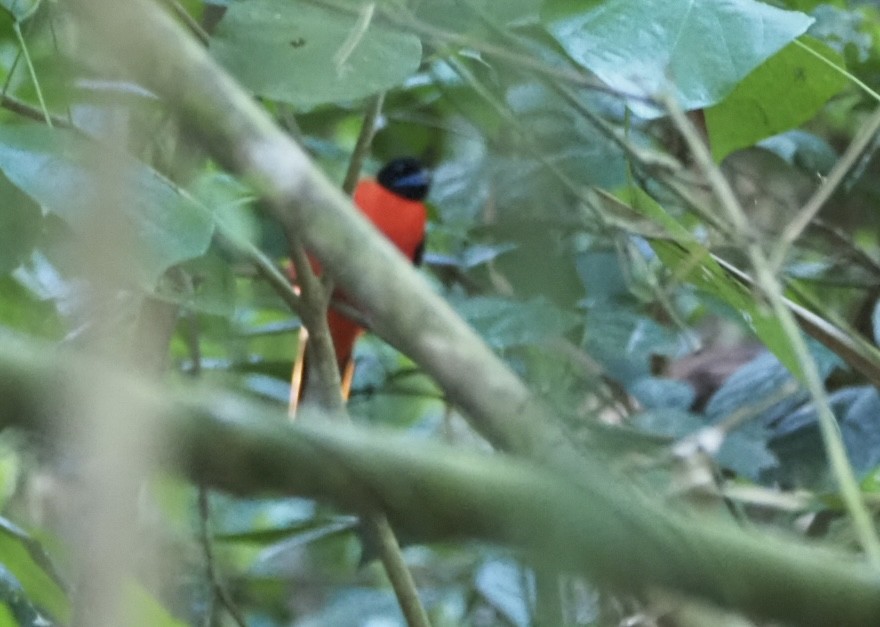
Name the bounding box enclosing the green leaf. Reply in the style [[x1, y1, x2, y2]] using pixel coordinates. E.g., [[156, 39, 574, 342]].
[[630, 377, 695, 411], [706, 37, 847, 161], [760, 129, 838, 176], [0, 566, 51, 627], [717, 430, 778, 479], [0, 521, 68, 623], [415, 0, 542, 35], [125, 581, 187, 627], [211, 0, 422, 108], [631, 408, 703, 439], [840, 388, 880, 474], [0, 0, 40, 21], [0, 604, 15, 627], [585, 306, 681, 385], [474, 558, 532, 626], [542, 0, 813, 115], [455, 296, 580, 350], [163, 250, 236, 317], [0, 173, 40, 275], [0, 125, 214, 287]]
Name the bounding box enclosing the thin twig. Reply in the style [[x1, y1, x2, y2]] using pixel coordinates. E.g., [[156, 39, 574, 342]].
[[333, 2, 375, 70], [179, 276, 244, 626], [245, 243, 302, 314], [287, 231, 346, 413], [197, 488, 247, 627], [12, 21, 51, 128], [342, 93, 384, 195], [0, 93, 69, 127]]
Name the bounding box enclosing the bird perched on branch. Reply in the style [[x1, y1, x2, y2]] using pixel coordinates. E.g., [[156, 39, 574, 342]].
[[289, 157, 431, 414]]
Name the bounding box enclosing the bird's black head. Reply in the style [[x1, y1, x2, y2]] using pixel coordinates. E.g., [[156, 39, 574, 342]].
[[377, 157, 431, 201]]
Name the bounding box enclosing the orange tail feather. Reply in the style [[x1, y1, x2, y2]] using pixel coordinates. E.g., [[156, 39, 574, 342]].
[[288, 309, 362, 417]]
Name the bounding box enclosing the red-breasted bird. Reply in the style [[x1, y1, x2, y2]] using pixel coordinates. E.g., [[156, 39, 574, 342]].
[[289, 157, 431, 414]]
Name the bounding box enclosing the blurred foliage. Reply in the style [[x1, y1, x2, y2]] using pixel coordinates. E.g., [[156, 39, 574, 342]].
[[0, 0, 879, 625]]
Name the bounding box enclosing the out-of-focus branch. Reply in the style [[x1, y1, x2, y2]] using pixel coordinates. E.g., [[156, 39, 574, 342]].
[[2, 340, 880, 627]]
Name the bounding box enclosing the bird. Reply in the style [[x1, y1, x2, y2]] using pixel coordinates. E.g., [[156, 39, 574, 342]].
[[289, 157, 431, 415]]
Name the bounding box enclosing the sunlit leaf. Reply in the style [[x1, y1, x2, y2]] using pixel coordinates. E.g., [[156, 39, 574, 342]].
[[543, 0, 813, 116], [706, 38, 847, 161]]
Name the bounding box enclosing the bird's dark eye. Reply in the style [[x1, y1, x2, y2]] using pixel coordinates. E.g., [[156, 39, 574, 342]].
[[377, 157, 432, 201]]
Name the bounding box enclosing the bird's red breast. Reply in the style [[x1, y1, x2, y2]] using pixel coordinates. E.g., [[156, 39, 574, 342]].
[[354, 179, 426, 263]]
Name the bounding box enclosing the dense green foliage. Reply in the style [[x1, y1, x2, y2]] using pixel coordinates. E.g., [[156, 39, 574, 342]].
[[1, 0, 880, 625]]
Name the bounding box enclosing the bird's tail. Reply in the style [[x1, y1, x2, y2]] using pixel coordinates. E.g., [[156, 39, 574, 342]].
[[288, 309, 362, 416]]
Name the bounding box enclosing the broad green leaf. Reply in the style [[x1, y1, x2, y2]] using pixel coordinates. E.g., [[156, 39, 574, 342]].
[[768, 387, 872, 487], [630, 377, 695, 411], [0, 174, 40, 275], [542, 0, 813, 116], [0, 605, 15, 627], [705, 351, 804, 425], [585, 306, 681, 385], [211, 0, 422, 108], [717, 430, 778, 479], [631, 408, 703, 439], [0, 125, 214, 287], [706, 38, 847, 161]]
